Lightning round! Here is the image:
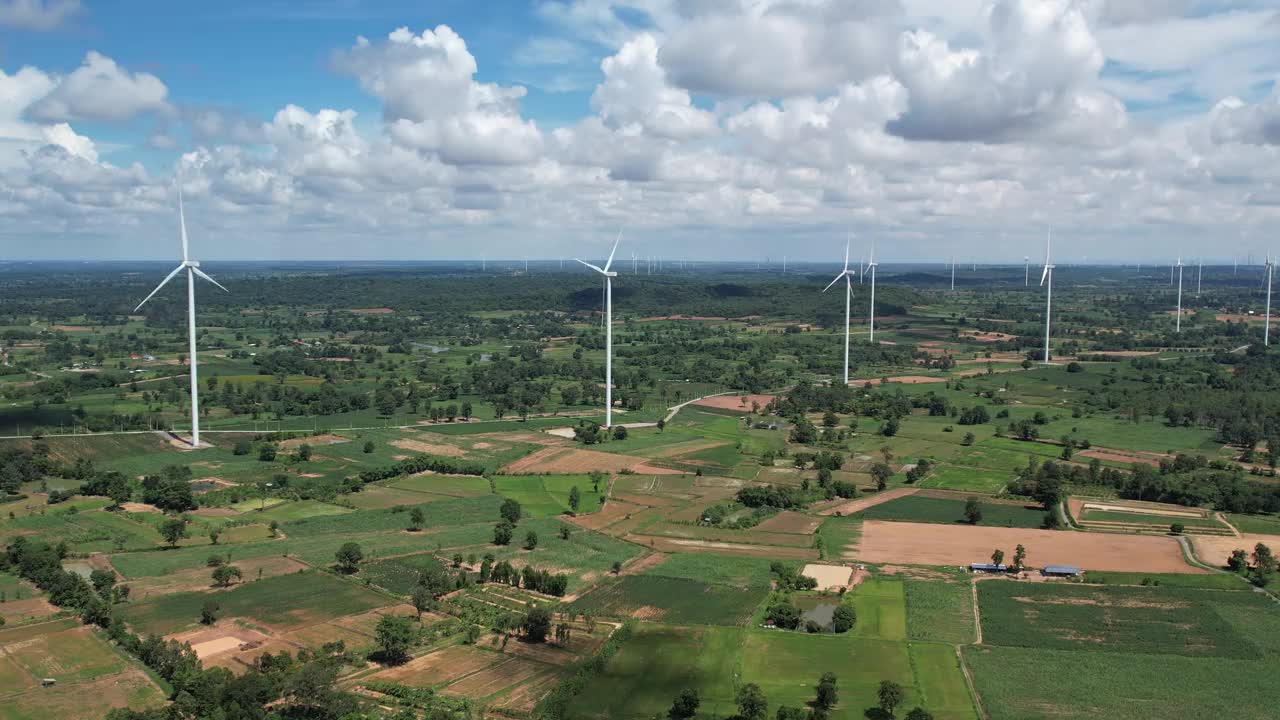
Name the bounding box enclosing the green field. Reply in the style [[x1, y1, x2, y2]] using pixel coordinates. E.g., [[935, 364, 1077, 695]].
[[905, 578, 975, 644], [117, 570, 392, 635], [492, 475, 603, 517], [568, 575, 768, 626], [855, 495, 1046, 529]]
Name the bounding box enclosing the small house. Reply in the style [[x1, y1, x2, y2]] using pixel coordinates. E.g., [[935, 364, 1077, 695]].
[[1042, 565, 1082, 578]]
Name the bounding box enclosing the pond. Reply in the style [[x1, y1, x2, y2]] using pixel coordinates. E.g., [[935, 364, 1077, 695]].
[[793, 595, 840, 631]]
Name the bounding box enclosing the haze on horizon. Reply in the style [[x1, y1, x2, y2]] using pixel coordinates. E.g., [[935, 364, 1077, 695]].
[[0, 0, 1278, 263]]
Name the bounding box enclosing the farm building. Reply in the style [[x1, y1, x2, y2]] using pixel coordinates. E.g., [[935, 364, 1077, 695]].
[[1041, 564, 1083, 577], [969, 563, 1008, 573]]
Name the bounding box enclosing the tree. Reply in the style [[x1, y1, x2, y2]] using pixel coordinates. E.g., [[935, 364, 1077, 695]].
[[877, 681, 904, 716], [870, 463, 893, 491], [233, 439, 251, 456], [559, 524, 571, 540], [408, 507, 425, 531], [814, 672, 838, 711], [212, 564, 242, 587], [107, 475, 131, 508], [765, 602, 801, 629], [905, 709, 935, 720], [523, 605, 552, 643], [410, 585, 434, 620], [736, 683, 768, 720], [208, 527, 222, 546], [1170, 522, 1185, 535], [90, 568, 116, 596], [990, 549, 1005, 566], [363, 440, 375, 454], [375, 614, 414, 663], [613, 425, 628, 440], [296, 443, 312, 462], [1013, 544, 1027, 572], [335, 542, 363, 573], [963, 497, 983, 525], [669, 689, 700, 720], [961, 432, 975, 446], [200, 599, 220, 625], [493, 522, 514, 545], [568, 485, 582, 513], [160, 517, 187, 548], [832, 604, 856, 633], [525, 531, 539, 550], [881, 417, 900, 437], [611, 560, 623, 574], [258, 444, 277, 462], [500, 498, 523, 524], [1251, 543, 1276, 587]]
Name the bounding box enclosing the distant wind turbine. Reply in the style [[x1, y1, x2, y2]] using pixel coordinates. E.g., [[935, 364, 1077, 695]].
[[577, 232, 622, 427], [1024, 256, 1029, 286], [867, 241, 879, 343], [950, 256, 955, 291], [1175, 256, 1184, 333], [134, 180, 228, 448], [822, 238, 856, 385], [1197, 258, 1202, 297], [1265, 253, 1274, 346], [1040, 229, 1055, 364]]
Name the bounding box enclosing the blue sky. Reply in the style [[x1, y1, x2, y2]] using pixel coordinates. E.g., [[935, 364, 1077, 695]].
[[1, 0, 1279, 262]]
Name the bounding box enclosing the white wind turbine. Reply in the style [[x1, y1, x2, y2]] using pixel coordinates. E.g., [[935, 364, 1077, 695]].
[[1175, 256, 1184, 333], [1040, 229, 1055, 364], [1265, 253, 1274, 347], [1197, 257, 1202, 296], [134, 181, 228, 448], [577, 232, 622, 427], [950, 255, 956, 291], [866, 241, 879, 343], [1024, 256, 1030, 286], [822, 238, 856, 385]]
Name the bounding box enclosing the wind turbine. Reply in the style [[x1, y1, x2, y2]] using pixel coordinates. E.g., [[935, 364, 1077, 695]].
[[1024, 256, 1029, 286], [577, 232, 622, 427], [950, 256, 955, 291], [867, 241, 879, 343], [1197, 258, 1202, 296], [1040, 229, 1055, 364], [822, 239, 855, 385], [1175, 256, 1184, 333], [133, 180, 228, 448], [1265, 253, 1274, 346]]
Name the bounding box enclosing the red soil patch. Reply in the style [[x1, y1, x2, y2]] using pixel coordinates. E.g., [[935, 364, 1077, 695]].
[[692, 394, 778, 411], [851, 520, 1202, 573], [566, 500, 646, 531], [819, 488, 917, 516], [1190, 533, 1280, 568], [169, 626, 271, 659], [1079, 449, 1162, 467], [349, 308, 394, 315], [848, 375, 947, 385], [961, 331, 1017, 342], [754, 511, 823, 535], [51, 324, 95, 332], [390, 437, 466, 457], [369, 645, 499, 685]]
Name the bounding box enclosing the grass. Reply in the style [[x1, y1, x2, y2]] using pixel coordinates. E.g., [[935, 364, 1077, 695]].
[[253, 500, 353, 523], [917, 465, 1012, 493], [977, 581, 1271, 659], [817, 516, 861, 560], [568, 575, 768, 627], [1, 624, 131, 684], [855, 495, 1046, 529], [281, 495, 504, 537], [361, 552, 448, 595], [905, 579, 975, 644], [1071, 571, 1248, 590], [910, 643, 982, 720], [117, 570, 391, 636], [568, 624, 741, 719], [492, 475, 602, 518], [847, 578, 908, 642], [965, 645, 1280, 720], [642, 553, 789, 587], [1224, 513, 1280, 535], [387, 473, 491, 497]]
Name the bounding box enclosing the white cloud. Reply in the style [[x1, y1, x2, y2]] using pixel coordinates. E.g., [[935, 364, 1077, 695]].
[[0, 0, 79, 30], [1207, 88, 1280, 145], [592, 33, 717, 140], [41, 122, 96, 161], [334, 25, 542, 166], [27, 52, 170, 122]]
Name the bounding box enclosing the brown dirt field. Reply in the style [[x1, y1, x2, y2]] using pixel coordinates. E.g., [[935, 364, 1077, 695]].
[[692, 394, 778, 411], [169, 626, 271, 659], [624, 534, 818, 560], [0, 596, 59, 623], [643, 439, 731, 459], [284, 622, 373, 651], [349, 308, 394, 315], [279, 434, 349, 450], [128, 556, 309, 598], [611, 492, 682, 507], [116, 502, 161, 513], [848, 375, 947, 385], [502, 447, 682, 475], [565, 500, 646, 531], [444, 656, 545, 698], [330, 604, 422, 636], [479, 431, 569, 446], [190, 507, 240, 517], [754, 511, 823, 535], [3, 669, 164, 719], [618, 552, 669, 577], [1189, 533, 1280, 568], [369, 645, 501, 685], [390, 437, 466, 457], [1078, 449, 1161, 467], [851, 520, 1203, 573], [492, 670, 566, 712], [52, 324, 95, 332], [801, 563, 854, 590], [961, 331, 1017, 342], [1216, 313, 1266, 324], [819, 488, 917, 516]]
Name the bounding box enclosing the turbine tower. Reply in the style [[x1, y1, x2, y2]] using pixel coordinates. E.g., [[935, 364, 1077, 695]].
[[1265, 253, 1274, 346], [950, 256, 955, 291], [1175, 256, 1184, 333], [134, 180, 228, 448], [576, 232, 622, 427], [1024, 256, 1029, 286], [822, 239, 855, 385], [1197, 258, 1202, 296], [1040, 229, 1055, 364], [867, 241, 879, 343]]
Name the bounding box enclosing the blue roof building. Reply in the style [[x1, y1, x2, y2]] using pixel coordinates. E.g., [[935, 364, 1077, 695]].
[[1042, 564, 1082, 576]]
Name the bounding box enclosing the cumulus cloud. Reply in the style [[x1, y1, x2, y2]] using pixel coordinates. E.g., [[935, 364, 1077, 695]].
[[0, 0, 79, 30], [27, 52, 170, 122], [41, 123, 96, 161], [334, 26, 542, 166], [1208, 88, 1280, 146], [592, 33, 717, 140]]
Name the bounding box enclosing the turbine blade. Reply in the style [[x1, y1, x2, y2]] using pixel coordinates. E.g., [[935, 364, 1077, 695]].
[[575, 258, 605, 274], [604, 230, 622, 272], [134, 264, 185, 312], [192, 266, 229, 293], [843, 237, 850, 273], [1040, 265, 1049, 286], [822, 273, 844, 293], [178, 181, 189, 263]]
